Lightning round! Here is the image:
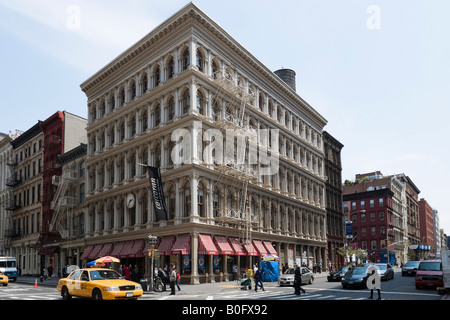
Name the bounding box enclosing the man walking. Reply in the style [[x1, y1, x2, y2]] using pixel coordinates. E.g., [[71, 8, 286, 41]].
[[254, 265, 264, 292], [294, 264, 306, 295]]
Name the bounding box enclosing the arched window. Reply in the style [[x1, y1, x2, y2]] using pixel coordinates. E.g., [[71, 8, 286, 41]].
[[212, 60, 219, 79], [196, 49, 203, 72], [143, 74, 148, 92], [212, 186, 221, 218], [168, 184, 176, 220], [196, 91, 204, 115], [182, 48, 190, 71], [154, 103, 161, 126], [198, 181, 205, 217], [130, 80, 136, 100], [154, 65, 161, 87], [183, 181, 191, 217], [182, 90, 190, 114], [168, 57, 175, 79], [167, 97, 175, 121], [120, 87, 125, 106]]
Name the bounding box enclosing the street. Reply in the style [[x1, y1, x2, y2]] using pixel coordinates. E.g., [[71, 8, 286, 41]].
[[3, 268, 446, 301]]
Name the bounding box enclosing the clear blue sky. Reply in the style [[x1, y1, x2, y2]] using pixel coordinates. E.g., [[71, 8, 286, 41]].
[[1, 1, 449, 237]]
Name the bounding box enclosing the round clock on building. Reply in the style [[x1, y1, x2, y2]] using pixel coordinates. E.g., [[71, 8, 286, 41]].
[[126, 193, 135, 208]]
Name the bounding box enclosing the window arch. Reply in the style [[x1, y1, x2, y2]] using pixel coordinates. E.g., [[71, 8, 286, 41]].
[[196, 49, 203, 72], [182, 90, 190, 114], [196, 90, 204, 115], [167, 57, 175, 79], [154, 65, 161, 87], [182, 48, 190, 71], [167, 97, 175, 121]]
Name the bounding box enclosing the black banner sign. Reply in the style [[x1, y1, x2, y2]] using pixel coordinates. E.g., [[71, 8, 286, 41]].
[[146, 166, 168, 221]]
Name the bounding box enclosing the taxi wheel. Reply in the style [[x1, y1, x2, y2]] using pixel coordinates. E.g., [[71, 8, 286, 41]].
[[61, 287, 72, 300], [92, 288, 103, 300]]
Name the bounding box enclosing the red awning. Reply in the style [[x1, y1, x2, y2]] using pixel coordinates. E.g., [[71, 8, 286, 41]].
[[38, 246, 58, 256], [80, 245, 94, 260], [198, 234, 218, 255], [228, 237, 246, 256], [111, 241, 126, 257], [170, 234, 191, 255], [252, 240, 268, 256], [118, 241, 135, 258], [88, 244, 103, 260], [128, 240, 145, 258], [155, 236, 176, 256], [213, 236, 235, 255], [98, 243, 114, 257], [243, 241, 258, 256], [263, 241, 277, 255]]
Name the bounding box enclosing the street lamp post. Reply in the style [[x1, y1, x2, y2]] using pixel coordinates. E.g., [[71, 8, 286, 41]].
[[345, 210, 365, 265], [147, 235, 158, 291]]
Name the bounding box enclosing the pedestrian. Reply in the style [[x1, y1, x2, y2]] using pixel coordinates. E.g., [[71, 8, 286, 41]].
[[232, 264, 238, 280], [294, 264, 305, 295], [175, 268, 181, 291], [133, 265, 139, 282], [119, 265, 124, 277], [169, 265, 177, 295], [158, 267, 168, 291], [43, 267, 49, 280], [313, 262, 317, 273], [124, 265, 130, 280], [367, 265, 381, 300], [48, 266, 53, 278], [318, 262, 322, 273], [254, 265, 264, 292]]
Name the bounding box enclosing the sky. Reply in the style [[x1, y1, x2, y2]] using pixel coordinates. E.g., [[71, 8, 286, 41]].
[[1, 0, 449, 237]]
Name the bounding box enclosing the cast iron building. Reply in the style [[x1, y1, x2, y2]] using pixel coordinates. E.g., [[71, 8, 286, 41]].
[[80, 3, 330, 284], [323, 131, 344, 267]]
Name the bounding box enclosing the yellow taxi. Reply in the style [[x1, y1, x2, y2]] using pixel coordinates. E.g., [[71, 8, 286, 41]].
[[0, 273, 8, 286], [57, 268, 143, 300]]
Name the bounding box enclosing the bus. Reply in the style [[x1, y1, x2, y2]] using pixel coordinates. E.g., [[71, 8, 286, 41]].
[[0, 257, 18, 282]]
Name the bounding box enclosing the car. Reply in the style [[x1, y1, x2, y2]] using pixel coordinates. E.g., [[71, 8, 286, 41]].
[[57, 268, 143, 300], [327, 266, 349, 282], [278, 267, 314, 286], [402, 261, 420, 276], [341, 265, 376, 289], [374, 263, 394, 280], [415, 260, 443, 289], [0, 273, 8, 286]]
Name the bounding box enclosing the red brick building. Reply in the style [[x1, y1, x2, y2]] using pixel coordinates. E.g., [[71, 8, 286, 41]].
[[419, 198, 434, 256], [343, 188, 395, 264]]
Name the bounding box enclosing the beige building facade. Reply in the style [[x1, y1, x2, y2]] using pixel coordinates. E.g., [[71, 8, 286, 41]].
[[78, 3, 329, 284]]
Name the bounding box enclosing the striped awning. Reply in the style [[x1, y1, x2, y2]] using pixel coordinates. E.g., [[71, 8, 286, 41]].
[[98, 243, 114, 257], [128, 240, 145, 258], [118, 241, 134, 258], [170, 234, 191, 255], [213, 236, 235, 255], [80, 245, 94, 260], [198, 234, 218, 255], [252, 240, 268, 256], [243, 241, 258, 256], [228, 237, 246, 256], [88, 244, 103, 260], [263, 241, 277, 255], [111, 241, 126, 257], [155, 236, 176, 256]]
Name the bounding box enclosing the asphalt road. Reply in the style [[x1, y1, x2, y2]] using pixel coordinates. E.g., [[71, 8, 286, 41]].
[[3, 268, 444, 301]]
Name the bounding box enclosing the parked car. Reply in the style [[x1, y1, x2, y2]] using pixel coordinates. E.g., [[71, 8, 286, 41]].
[[327, 266, 349, 282], [402, 261, 420, 276], [57, 268, 143, 300], [415, 260, 443, 289], [341, 265, 376, 289], [278, 267, 314, 286], [375, 263, 394, 280]]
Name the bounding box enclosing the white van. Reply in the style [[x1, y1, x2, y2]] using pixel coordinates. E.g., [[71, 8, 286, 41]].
[[0, 257, 18, 282]]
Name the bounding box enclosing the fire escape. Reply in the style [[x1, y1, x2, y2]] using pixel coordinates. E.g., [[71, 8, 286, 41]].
[[3, 157, 22, 251], [211, 70, 259, 245], [49, 170, 77, 238]]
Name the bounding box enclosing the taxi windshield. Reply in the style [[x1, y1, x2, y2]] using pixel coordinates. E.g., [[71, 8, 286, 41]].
[[89, 270, 123, 280]]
